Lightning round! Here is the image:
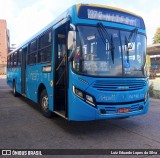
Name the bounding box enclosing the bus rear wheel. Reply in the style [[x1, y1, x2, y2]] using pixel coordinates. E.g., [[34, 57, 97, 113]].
[[40, 89, 52, 118], [13, 81, 18, 97]]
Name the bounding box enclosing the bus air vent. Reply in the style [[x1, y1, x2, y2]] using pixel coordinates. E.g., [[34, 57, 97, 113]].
[[92, 80, 146, 91]]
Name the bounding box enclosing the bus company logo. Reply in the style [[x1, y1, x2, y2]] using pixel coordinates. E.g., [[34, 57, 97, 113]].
[[2, 150, 11, 155], [98, 94, 116, 101]]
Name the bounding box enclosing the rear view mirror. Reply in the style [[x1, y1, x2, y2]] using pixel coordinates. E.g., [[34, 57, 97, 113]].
[[67, 31, 76, 50]]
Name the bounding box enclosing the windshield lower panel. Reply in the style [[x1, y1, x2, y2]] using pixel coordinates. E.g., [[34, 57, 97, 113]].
[[72, 25, 146, 77]]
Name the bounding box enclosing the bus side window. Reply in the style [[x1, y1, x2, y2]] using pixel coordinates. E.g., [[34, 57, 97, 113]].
[[10, 54, 13, 67], [17, 50, 22, 66], [38, 29, 52, 63], [13, 52, 17, 67], [28, 39, 37, 65]]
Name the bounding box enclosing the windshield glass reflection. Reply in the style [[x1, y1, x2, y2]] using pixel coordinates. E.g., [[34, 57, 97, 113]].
[[73, 25, 146, 77]]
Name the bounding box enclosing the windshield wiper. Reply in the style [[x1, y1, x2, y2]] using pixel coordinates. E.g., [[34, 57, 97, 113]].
[[125, 28, 138, 63], [97, 23, 115, 64], [125, 36, 129, 63], [110, 35, 114, 64], [127, 28, 138, 49]]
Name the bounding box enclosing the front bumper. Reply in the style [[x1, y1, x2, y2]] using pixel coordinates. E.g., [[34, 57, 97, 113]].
[[69, 97, 150, 121]]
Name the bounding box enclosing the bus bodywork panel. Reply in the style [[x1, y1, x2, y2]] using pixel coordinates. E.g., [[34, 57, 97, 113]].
[[68, 71, 149, 121], [69, 96, 149, 121], [7, 68, 21, 93], [66, 5, 148, 121], [25, 64, 54, 111], [6, 4, 149, 121]]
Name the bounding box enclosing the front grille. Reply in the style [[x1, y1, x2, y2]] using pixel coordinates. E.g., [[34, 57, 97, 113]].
[[97, 99, 144, 105], [104, 106, 116, 114], [100, 103, 143, 114], [92, 79, 146, 91], [130, 104, 141, 111]]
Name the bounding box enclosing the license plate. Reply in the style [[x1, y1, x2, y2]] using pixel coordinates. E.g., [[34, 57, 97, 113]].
[[118, 107, 130, 113]]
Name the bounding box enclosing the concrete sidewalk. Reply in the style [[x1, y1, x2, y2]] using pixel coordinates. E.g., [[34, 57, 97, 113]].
[[0, 75, 6, 79], [150, 77, 160, 91], [149, 77, 160, 99]]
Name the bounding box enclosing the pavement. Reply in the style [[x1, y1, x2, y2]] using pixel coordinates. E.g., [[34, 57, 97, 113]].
[[0, 75, 6, 79]]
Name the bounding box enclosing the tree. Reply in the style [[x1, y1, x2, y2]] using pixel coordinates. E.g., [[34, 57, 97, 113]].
[[153, 27, 160, 44]]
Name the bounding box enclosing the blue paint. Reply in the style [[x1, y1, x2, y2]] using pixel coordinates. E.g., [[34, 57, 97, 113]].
[[7, 4, 149, 121]]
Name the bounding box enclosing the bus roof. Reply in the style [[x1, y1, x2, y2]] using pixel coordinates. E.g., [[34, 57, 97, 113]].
[[76, 4, 142, 18]]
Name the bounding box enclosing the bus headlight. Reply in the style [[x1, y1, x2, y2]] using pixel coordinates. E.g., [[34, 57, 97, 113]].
[[86, 94, 93, 103], [73, 86, 84, 99], [75, 88, 83, 99], [73, 86, 96, 107], [86, 94, 95, 106], [144, 91, 149, 103]]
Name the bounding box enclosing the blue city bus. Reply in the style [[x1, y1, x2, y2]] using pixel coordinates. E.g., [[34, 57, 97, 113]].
[[7, 4, 149, 121]]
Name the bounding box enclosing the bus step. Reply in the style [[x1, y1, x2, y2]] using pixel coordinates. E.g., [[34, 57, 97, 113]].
[[54, 110, 67, 119], [22, 93, 26, 97]]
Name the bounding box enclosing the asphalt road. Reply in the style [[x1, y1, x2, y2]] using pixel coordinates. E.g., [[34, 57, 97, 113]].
[[0, 78, 160, 158]]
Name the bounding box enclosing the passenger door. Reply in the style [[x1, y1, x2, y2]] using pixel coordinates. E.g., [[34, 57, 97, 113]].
[[54, 22, 69, 117]]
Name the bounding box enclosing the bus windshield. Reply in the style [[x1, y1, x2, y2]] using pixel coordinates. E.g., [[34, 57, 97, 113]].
[[73, 25, 146, 77]]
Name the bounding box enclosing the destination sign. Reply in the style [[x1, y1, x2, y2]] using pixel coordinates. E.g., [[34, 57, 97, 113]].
[[78, 6, 145, 29]]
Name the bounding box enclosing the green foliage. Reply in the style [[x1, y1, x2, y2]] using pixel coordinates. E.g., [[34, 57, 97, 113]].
[[153, 27, 160, 44]]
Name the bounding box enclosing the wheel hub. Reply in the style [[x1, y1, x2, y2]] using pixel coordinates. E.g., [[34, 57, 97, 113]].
[[42, 96, 48, 111]]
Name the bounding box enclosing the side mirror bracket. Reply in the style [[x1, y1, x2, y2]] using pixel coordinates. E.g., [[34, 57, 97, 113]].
[[67, 24, 76, 62], [67, 31, 76, 50]]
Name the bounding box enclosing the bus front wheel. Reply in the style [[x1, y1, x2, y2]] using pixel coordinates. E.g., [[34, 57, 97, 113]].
[[40, 89, 52, 118]]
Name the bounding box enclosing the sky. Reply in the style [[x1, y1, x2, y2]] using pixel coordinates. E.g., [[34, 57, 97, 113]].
[[0, 0, 160, 46]]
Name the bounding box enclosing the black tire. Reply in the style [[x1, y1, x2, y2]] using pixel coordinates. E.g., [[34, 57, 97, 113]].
[[40, 89, 52, 118], [13, 81, 18, 97], [116, 116, 129, 120]]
